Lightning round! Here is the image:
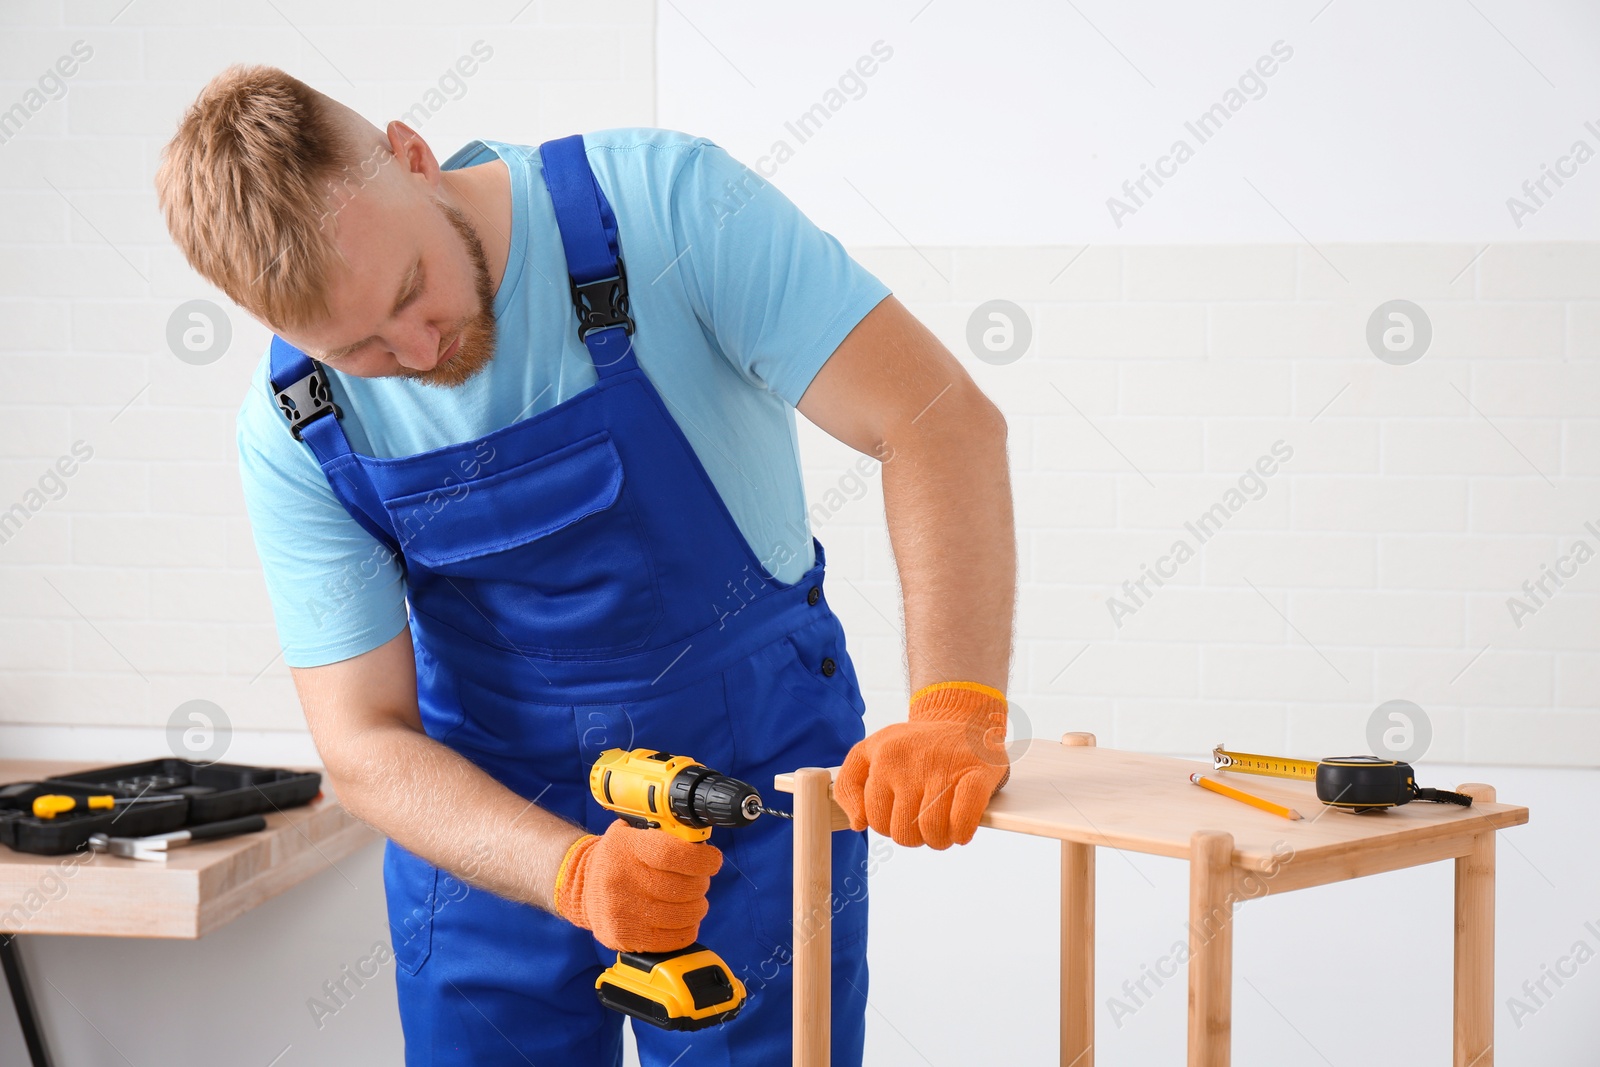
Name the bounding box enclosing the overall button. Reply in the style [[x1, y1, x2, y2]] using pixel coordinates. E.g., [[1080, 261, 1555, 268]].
[[820, 657, 837, 677], [807, 586, 821, 606]]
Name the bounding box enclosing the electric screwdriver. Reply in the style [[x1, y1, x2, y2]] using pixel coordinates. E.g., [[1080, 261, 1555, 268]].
[[585, 746, 788, 1031]]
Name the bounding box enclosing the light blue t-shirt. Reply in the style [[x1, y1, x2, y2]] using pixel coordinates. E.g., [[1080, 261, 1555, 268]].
[[237, 127, 891, 668]]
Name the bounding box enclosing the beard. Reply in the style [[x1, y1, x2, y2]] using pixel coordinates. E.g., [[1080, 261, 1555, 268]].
[[407, 198, 499, 389]]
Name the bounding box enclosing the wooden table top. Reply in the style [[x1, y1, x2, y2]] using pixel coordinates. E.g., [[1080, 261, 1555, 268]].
[[0, 758, 379, 939], [775, 740, 1529, 882]]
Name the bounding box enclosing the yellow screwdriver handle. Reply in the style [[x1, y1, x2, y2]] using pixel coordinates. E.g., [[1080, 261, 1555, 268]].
[[31, 794, 116, 819]]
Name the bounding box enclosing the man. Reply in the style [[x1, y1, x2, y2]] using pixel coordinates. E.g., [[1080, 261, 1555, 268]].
[[156, 64, 1015, 1065]]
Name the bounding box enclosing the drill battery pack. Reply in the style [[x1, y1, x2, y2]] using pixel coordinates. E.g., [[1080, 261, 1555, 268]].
[[595, 942, 746, 1031]]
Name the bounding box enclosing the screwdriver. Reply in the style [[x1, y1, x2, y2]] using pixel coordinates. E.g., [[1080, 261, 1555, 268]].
[[31, 794, 176, 819]]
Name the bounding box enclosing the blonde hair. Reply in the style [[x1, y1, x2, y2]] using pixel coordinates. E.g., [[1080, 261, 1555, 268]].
[[155, 64, 391, 332]]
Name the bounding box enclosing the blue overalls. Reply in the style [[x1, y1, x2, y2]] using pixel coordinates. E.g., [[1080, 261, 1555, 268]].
[[266, 134, 873, 1065]]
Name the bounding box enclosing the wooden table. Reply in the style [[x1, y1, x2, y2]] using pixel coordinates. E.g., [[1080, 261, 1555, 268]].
[[0, 759, 377, 1067], [775, 733, 1529, 1067]]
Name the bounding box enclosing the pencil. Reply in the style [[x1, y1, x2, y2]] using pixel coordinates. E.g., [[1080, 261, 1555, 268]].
[[1190, 771, 1303, 821]]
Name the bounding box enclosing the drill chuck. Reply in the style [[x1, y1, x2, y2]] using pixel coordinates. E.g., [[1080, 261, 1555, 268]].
[[667, 764, 763, 830]]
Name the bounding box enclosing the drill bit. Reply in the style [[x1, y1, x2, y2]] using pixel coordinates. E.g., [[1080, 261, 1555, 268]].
[[761, 806, 793, 820]]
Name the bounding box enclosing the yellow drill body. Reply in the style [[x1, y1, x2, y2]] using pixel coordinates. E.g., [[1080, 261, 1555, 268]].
[[590, 748, 716, 843]]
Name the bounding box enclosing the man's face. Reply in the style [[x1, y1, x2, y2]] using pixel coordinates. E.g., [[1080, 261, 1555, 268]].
[[284, 164, 498, 389]]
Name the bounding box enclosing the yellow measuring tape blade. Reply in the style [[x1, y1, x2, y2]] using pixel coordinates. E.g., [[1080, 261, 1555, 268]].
[[1212, 743, 1319, 781]]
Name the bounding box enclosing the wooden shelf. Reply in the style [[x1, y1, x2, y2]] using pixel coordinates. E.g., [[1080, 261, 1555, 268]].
[[776, 735, 1529, 1066], [774, 740, 1529, 887]]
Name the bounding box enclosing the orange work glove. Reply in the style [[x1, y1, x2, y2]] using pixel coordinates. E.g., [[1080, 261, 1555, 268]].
[[835, 681, 1011, 850], [552, 817, 724, 952]]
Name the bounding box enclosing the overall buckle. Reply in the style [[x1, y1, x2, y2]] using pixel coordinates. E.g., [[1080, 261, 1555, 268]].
[[274, 363, 342, 441], [569, 258, 636, 341]]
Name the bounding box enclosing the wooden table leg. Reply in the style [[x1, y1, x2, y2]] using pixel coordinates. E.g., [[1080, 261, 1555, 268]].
[[1061, 732, 1096, 1067], [1187, 831, 1234, 1067], [793, 767, 833, 1067], [1455, 783, 1496, 1067]]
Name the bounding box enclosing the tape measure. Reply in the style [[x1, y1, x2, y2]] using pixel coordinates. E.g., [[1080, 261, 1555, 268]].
[[1211, 744, 1474, 814]]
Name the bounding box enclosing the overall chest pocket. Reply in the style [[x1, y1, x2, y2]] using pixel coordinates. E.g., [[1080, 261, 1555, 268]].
[[384, 431, 663, 656]]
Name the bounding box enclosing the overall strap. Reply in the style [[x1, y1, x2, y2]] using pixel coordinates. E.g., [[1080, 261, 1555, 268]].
[[267, 335, 401, 554], [539, 134, 637, 378]]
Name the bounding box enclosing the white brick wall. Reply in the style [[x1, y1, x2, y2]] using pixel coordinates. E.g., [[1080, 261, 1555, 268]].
[[5, 84, 1599, 776], [815, 243, 1600, 769], [3, 57, 1596, 780]]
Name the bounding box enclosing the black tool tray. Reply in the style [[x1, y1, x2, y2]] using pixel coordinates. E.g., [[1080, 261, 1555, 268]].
[[0, 780, 189, 856], [45, 758, 321, 826]]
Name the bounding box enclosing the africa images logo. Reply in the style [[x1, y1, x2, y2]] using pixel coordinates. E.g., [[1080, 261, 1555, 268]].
[[1105, 40, 1294, 229], [1106, 441, 1294, 628]]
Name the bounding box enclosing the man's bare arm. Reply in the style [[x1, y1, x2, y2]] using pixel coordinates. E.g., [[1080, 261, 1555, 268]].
[[797, 294, 1016, 692], [290, 626, 586, 910]]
